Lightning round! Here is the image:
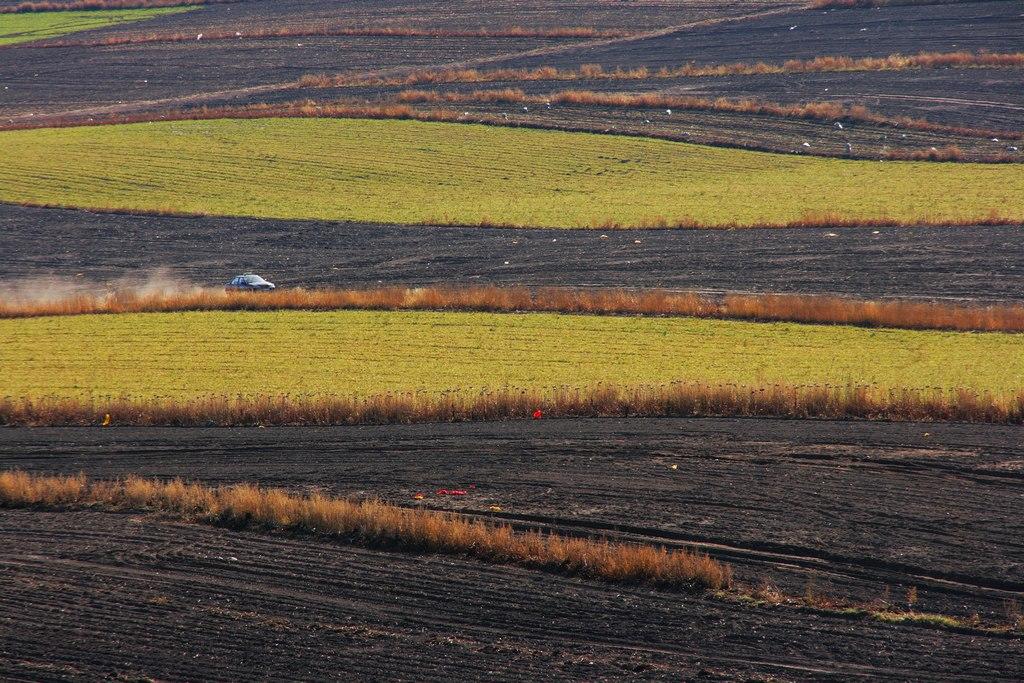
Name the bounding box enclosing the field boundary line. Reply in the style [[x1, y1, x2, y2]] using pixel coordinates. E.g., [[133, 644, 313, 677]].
[[2, 198, 1020, 230], [2, 383, 1022, 426], [4, 285, 1024, 332]]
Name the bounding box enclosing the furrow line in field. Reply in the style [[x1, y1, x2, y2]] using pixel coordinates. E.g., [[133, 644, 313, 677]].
[[454, 509, 1024, 597], [0, 6, 802, 124]]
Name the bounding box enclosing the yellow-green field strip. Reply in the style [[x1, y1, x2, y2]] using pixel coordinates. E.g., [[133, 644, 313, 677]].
[[0, 7, 193, 46], [0, 118, 1020, 227], [2, 310, 1020, 400]]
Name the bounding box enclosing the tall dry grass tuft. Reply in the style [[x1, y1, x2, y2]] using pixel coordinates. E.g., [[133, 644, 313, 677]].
[[717, 291, 1024, 332], [0, 470, 732, 590], [0, 469, 87, 505], [4, 285, 1024, 333], [2, 383, 1022, 427]]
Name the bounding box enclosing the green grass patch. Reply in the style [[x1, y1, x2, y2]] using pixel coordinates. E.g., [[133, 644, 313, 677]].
[[870, 611, 965, 629], [1, 310, 1020, 400], [0, 118, 1020, 227], [0, 7, 192, 45]]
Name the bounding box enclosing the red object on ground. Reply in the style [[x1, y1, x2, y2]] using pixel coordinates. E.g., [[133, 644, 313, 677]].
[[532, 409, 543, 419], [450, 489, 467, 496], [436, 489, 449, 495]]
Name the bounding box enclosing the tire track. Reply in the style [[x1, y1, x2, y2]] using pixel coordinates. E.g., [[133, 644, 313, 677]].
[[1, 510, 1018, 681], [467, 508, 1024, 597], [1, 418, 1020, 620], [838, 93, 1024, 113]]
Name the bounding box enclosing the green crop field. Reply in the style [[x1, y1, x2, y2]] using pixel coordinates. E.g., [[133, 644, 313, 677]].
[[0, 8, 193, 46], [1, 310, 1020, 400], [0, 118, 1020, 227]]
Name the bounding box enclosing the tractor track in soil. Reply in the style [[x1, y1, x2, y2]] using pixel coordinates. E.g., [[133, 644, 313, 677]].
[[2, 418, 1022, 624], [1, 508, 1021, 681], [0, 7, 799, 124], [3, 204, 1023, 301]]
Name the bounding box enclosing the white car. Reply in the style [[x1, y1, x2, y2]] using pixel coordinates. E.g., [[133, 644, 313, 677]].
[[225, 273, 276, 291]]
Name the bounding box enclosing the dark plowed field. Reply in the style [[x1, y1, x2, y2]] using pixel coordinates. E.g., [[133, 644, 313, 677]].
[[3, 507, 1021, 682], [3, 204, 1022, 301], [0, 35, 576, 118], [341, 66, 1023, 133], [41, 0, 796, 36], [188, 74, 1018, 160], [2, 0, 1017, 162], [3, 419, 1023, 623], [435, 102, 1016, 160], [655, 69, 1024, 133], [497, 1, 1024, 70], [0, 0, 789, 120], [14, 72, 1018, 164]]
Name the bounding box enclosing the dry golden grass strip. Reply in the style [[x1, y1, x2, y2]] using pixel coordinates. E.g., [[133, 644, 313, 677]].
[[3, 285, 1024, 333], [296, 52, 1024, 90], [0, 102, 446, 132], [36, 25, 627, 48], [717, 292, 1024, 332], [2, 470, 1018, 635], [2, 383, 1022, 426], [394, 88, 1023, 141], [0, 470, 731, 590]]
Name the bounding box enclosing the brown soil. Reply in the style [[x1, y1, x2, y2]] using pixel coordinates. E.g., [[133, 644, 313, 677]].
[[5, 509, 1020, 681], [320, 67, 1021, 146], [0, 35, 575, 118], [1, 418, 1023, 680], [3, 204, 1022, 301], [4, 419, 1024, 612], [1, 0, 1018, 161], [491, 1, 1022, 70], [33, 0, 797, 36]]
